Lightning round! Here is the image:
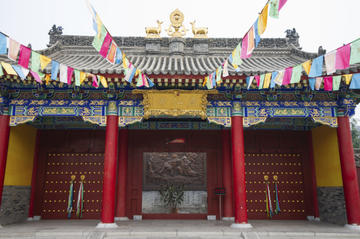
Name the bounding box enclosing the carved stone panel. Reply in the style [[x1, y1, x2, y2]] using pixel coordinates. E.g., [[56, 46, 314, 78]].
[[143, 152, 207, 191]]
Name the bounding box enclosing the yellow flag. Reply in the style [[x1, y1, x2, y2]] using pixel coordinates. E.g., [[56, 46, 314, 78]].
[[343, 74, 353, 85], [302, 60, 312, 75], [203, 76, 208, 87], [99, 76, 108, 88], [257, 4, 269, 35], [40, 55, 51, 70], [122, 53, 128, 68], [45, 74, 51, 85], [96, 15, 103, 39], [80, 72, 87, 84], [263, 73, 272, 89], [1, 62, 17, 75]]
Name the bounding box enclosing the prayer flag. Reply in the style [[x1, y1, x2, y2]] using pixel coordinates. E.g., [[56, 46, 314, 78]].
[[315, 77, 322, 90], [8, 38, 20, 61], [335, 44, 351, 70], [323, 76, 333, 91], [274, 70, 284, 85], [263, 73, 272, 89], [18, 45, 31, 68], [246, 76, 254, 89], [223, 60, 229, 77], [107, 41, 117, 64], [309, 78, 315, 90], [115, 48, 122, 64], [349, 73, 360, 89], [333, 75, 341, 91], [203, 76, 208, 87], [99, 33, 112, 58], [99, 75, 108, 88], [92, 24, 107, 52], [74, 70, 80, 86], [290, 64, 302, 84], [143, 74, 149, 88], [122, 53, 129, 68], [51, 61, 60, 80], [279, 0, 287, 11], [259, 74, 265, 89], [136, 73, 143, 87], [1, 61, 17, 75], [302, 60, 312, 75], [308, 56, 323, 77], [270, 71, 278, 88], [206, 73, 213, 89], [254, 19, 261, 47], [67, 67, 74, 85], [0, 33, 7, 54], [124, 65, 136, 82], [30, 51, 41, 73], [147, 77, 154, 87], [80, 72, 87, 84], [0, 64, 3, 77], [216, 68, 223, 83], [59, 64, 68, 83], [258, 4, 269, 35], [255, 75, 260, 87], [350, 38, 360, 64], [247, 26, 255, 55], [324, 51, 336, 74], [40, 55, 51, 70], [344, 74, 352, 85], [282, 67, 293, 85], [12, 65, 29, 80], [232, 43, 243, 66], [30, 70, 43, 83], [91, 74, 99, 88], [45, 74, 51, 85], [241, 34, 250, 59], [269, 0, 279, 18]]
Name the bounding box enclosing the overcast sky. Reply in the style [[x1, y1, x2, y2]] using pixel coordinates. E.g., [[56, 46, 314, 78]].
[[1, 0, 360, 118]]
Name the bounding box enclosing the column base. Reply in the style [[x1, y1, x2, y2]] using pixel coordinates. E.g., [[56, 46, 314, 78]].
[[114, 217, 129, 221], [222, 217, 235, 221], [306, 216, 320, 221], [27, 216, 41, 221], [96, 222, 118, 228], [231, 223, 253, 229], [345, 224, 360, 231]]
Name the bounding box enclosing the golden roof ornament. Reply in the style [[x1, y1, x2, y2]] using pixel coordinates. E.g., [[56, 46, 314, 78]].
[[166, 9, 187, 38], [190, 20, 208, 39], [145, 20, 163, 38]]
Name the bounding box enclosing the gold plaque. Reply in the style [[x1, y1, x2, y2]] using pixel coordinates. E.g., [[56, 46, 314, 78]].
[[133, 89, 217, 120]]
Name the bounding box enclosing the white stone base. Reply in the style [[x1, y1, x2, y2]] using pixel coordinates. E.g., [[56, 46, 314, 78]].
[[307, 216, 320, 222], [114, 217, 129, 221], [96, 222, 118, 228], [33, 216, 41, 221], [222, 217, 235, 221], [314, 217, 320, 221], [207, 215, 216, 220], [231, 223, 253, 229], [345, 224, 360, 231]]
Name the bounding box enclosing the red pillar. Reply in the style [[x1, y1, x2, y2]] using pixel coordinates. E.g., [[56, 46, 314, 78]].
[[337, 116, 360, 225], [115, 129, 128, 220], [0, 115, 10, 207], [28, 130, 40, 218], [222, 129, 233, 219], [231, 116, 251, 228], [100, 115, 119, 225], [308, 131, 320, 219]]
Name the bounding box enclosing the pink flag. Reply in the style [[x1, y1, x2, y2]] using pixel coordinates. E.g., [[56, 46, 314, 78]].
[[255, 75, 260, 86], [282, 67, 293, 85], [324, 76, 333, 91], [91, 74, 99, 88], [30, 70, 42, 83], [241, 33, 250, 59], [335, 44, 351, 70], [279, 0, 287, 11], [18, 45, 31, 68], [99, 33, 112, 58], [67, 67, 74, 85], [8, 38, 20, 61]]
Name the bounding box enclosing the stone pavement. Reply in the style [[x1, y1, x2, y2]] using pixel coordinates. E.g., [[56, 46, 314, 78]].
[[1, 220, 360, 239]]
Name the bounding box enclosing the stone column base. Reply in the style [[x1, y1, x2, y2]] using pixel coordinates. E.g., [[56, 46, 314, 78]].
[[27, 216, 41, 221], [114, 217, 129, 221], [222, 217, 235, 221], [231, 223, 253, 229], [96, 222, 118, 228], [307, 216, 320, 221], [345, 224, 360, 231]]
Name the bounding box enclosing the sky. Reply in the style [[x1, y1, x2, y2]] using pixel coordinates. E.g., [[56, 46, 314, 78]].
[[1, 0, 360, 118]]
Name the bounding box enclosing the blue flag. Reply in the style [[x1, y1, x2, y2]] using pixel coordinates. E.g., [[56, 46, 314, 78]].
[[254, 19, 261, 47], [349, 73, 360, 89], [51, 60, 60, 80], [308, 56, 324, 77], [309, 78, 316, 90], [147, 77, 154, 87], [0, 33, 7, 54], [12, 65, 26, 80], [115, 48, 122, 64], [270, 72, 278, 88]]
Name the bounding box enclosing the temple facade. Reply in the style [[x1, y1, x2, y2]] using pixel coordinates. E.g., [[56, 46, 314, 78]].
[[0, 23, 360, 229]]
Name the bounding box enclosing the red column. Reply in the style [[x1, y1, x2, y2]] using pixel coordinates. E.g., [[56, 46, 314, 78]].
[[0, 115, 10, 207], [231, 116, 251, 228], [222, 129, 233, 219], [337, 116, 360, 225], [115, 129, 128, 220], [308, 132, 320, 219], [28, 130, 40, 218], [100, 115, 119, 225]]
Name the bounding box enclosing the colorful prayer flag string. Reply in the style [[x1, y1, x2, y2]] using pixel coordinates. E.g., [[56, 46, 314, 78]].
[[67, 176, 75, 219], [274, 177, 281, 214], [76, 175, 85, 219]]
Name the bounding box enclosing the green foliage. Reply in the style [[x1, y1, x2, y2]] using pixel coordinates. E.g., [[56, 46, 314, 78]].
[[351, 118, 360, 148], [159, 184, 184, 209]]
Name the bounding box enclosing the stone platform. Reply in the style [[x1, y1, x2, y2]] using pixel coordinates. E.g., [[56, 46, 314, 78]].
[[1, 220, 360, 239]]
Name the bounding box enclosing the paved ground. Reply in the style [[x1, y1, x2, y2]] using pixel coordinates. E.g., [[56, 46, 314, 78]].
[[1, 220, 360, 239]]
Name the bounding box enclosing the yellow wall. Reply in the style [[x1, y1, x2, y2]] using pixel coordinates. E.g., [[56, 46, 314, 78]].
[[312, 126, 343, 187], [4, 124, 37, 186]]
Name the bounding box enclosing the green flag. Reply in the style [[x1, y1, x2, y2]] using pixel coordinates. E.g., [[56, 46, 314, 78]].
[[269, 0, 279, 19], [74, 70, 80, 86], [30, 51, 41, 73], [92, 24, 107, 52], [332, 75, 341, 91], [232, 43, 243, 66], [216, 68, 222, 83], [259, 74, 265, 89], [290, 64, 302, 83], [350, 38, 360, 64]]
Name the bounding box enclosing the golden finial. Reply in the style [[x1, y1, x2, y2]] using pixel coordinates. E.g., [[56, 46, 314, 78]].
[[80, 175, 85, 181], [273, 175, 278, 181], [166, 9, 188, 37], [70, 175, 76, 181], [145, 20, 163, 38], [264, 175, 269, 181], [190, 20, 208, 38]]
